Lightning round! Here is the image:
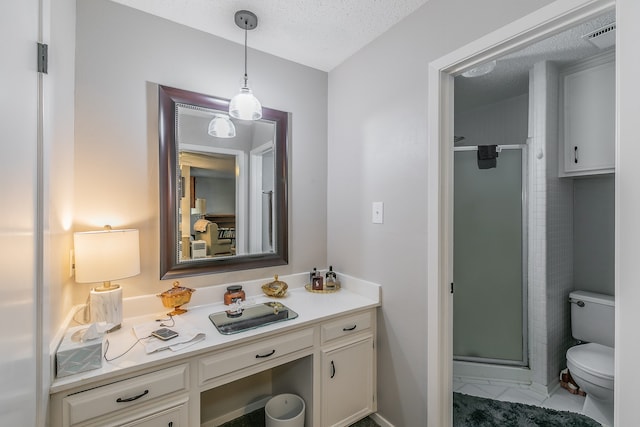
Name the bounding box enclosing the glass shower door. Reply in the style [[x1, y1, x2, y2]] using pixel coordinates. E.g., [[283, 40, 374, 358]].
[[453, 147, 527, 365]]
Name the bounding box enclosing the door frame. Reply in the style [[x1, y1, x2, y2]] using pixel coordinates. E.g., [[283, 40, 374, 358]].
[[426, 0, 615, 425], [249, 141, 275, 253]]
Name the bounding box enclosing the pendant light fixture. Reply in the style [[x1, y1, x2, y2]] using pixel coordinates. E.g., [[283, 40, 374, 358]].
[[208, 113, 236, 138], [229, 10, 262, 121]]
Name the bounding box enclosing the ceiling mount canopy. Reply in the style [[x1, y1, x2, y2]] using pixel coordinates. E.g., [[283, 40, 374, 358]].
[[229, 10, 263, 121]]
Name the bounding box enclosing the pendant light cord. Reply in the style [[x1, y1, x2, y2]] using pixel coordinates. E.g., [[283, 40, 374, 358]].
[[243, 25, 248, 86]]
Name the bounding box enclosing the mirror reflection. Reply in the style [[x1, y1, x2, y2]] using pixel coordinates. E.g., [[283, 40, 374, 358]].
[[177, 104, 276, 261], [159, 85, 288, 278]]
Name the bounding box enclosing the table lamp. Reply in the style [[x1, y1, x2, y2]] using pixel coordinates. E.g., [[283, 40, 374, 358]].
[[73, 226, 140, 332]]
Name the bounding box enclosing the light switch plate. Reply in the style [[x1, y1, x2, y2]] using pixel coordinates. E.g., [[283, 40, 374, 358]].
[[372, 202, 384, 224]]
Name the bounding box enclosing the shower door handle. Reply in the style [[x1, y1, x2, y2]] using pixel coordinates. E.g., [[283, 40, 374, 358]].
[[574, 146, 579, 164]]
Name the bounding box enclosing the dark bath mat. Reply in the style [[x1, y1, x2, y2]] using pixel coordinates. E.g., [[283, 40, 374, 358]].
[[453, 392, 602, 427]]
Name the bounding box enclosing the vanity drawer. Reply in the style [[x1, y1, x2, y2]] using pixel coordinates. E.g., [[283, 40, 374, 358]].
[[62, 364, 188, 426], [322, 311, 372, 344], [199, 328, 314, 385]]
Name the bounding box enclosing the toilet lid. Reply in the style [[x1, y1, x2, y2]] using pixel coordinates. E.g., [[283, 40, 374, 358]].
[[567, 343, 614, 380]]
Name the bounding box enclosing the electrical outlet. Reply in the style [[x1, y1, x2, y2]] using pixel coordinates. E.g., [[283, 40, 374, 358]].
[[372, 202, 384, 224]]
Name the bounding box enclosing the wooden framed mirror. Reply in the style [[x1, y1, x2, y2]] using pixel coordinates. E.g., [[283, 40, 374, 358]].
[[159, 85, 288, 278]]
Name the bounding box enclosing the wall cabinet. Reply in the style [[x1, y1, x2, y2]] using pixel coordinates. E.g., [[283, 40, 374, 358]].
[[50, 308, 377, 427], [560, 50, 615, 177]]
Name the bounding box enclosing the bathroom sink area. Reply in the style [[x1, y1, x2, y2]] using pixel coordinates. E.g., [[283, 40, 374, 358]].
[[209, 302, 298, 335]]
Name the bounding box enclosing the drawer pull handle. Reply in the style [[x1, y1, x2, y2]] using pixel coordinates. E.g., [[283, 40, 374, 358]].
[[116, 389, 149, 403], [256, 349, 276, 358], [330, 360, 336, 378], [342, 325, 357, 331]]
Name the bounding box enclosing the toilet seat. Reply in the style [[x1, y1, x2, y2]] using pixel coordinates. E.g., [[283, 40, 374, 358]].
[[566, 343, 614, 381]]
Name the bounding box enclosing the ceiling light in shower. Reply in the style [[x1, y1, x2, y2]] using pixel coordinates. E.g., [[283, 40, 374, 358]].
[[208, 114, 236, 138], [229, 10, 262, 121], [462, 60, 497, 78]]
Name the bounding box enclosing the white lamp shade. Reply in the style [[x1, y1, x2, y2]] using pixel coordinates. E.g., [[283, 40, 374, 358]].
[[74, 229, 140, 283], [191, 198, 206, 215], [208, 114, 236, 138], [229, 86, 262, 120]]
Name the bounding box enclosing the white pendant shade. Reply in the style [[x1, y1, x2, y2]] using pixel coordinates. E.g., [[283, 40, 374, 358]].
[[208, 114, 236, 138], [229, 85, 262, 120]]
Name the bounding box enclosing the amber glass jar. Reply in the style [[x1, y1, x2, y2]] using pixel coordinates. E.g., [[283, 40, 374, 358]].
[[224, 285, 246, 305]]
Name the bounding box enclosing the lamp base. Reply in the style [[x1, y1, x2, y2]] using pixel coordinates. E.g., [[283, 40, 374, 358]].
[[89, 285, 122, 332]]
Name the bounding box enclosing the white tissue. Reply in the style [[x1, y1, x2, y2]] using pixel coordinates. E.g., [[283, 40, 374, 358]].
[[80, 322, 115, 341], [81, 323, 101, 341]]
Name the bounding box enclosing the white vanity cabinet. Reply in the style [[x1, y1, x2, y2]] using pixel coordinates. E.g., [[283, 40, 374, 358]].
[[560, 50, 615, 177], [51, 364, 190, 427], [322, 338, 375, 427], [50, 301, 379, 427], [320, 311, 376, 427]]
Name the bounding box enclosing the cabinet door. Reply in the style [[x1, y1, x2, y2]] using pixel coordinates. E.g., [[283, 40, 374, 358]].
[[322, 337, 374, 427], [563, 59, 615, 174]]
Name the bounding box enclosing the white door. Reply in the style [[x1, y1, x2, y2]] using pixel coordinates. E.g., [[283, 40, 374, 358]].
[[0, 1, 40, 425]]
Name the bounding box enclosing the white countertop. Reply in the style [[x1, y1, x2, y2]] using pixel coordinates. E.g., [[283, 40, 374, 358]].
[[50, 273, 381, 394]]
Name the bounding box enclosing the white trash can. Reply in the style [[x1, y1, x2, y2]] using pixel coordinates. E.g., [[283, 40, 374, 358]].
[[265, 393, 305, 427]]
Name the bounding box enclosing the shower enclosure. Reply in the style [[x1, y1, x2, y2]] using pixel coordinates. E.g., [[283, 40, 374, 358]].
[[453, 145, 528, 367]]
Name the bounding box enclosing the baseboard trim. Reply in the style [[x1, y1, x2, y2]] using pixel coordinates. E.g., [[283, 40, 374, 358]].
[[453, 360, 532, 385], [201, 396, 272, 427], [370, 412, 394, 427]]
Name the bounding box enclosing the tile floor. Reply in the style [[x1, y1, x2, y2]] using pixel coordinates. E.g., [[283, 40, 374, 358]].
[[453, 377, 593, 420]]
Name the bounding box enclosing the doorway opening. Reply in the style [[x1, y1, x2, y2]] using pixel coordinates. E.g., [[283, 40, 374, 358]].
[[426, 1, 615, 426]]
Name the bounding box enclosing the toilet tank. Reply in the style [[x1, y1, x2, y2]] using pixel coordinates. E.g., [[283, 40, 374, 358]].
[[570, 290, 615, 347]]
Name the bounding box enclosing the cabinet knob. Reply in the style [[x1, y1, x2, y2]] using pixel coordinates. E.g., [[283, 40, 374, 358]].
[[342, 325, 357, 331], [574, 146, 579, 164], [330, 360, 336, 378]]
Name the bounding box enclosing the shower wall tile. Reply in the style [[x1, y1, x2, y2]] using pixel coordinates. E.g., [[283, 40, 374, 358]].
[[528, 61, 574, 390], [543, 62, 574, 387], [528, 63, 546, 387]]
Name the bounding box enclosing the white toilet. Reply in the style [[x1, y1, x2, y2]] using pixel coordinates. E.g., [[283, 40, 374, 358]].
[[566, 290, 615, 426]]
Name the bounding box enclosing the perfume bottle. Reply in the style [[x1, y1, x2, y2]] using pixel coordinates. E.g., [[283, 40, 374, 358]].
[[325, 265, 337, 290], [312, 269, 323, 290]]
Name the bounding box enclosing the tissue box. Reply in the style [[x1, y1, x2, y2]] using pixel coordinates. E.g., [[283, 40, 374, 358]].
[[56, 326, 103, 377]]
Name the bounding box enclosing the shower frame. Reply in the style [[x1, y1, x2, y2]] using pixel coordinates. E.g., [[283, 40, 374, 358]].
[[452, 143, 529, 368]]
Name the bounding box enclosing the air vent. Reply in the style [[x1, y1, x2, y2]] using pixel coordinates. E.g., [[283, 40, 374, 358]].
[[583, 23, 616, 49]]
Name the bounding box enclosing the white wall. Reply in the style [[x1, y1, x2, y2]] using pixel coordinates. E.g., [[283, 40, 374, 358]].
[[573, 175, 615, 294], [616, 0, 640, 425], [454, 94, 529, 146], [328, 0, 556, 424], [46, 0, 77, 337], [74, 0, 328, 301]]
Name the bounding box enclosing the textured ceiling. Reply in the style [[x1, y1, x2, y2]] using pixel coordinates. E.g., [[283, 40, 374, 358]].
[[455, 11, 616, 111], [110, 0, 430, 71]]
